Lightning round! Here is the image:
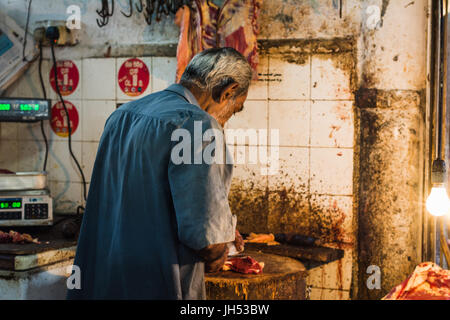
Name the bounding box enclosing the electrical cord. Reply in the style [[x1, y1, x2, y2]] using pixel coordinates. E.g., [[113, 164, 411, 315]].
[[437, 0, 446, 160], [22, 0, 38, 63], [37, 42, 49, 172], [49, 42, 87, 207]]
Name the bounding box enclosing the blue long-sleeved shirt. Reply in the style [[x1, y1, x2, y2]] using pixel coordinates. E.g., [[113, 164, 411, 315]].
[[67, 84, 236, 299]]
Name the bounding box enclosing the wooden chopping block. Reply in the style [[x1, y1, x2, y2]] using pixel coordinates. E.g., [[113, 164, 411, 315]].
[[205, 250, 307, 300]]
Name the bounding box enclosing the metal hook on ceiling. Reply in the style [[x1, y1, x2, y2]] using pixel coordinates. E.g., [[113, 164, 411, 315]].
[[144, 0, 155, 24], [121, 0, 133, 17], [96, 0, 115, 27], [136, 0, 144, 12]]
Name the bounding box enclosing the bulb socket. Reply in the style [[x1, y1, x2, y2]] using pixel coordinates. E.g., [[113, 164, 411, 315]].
[[432, 159, 447, 184]]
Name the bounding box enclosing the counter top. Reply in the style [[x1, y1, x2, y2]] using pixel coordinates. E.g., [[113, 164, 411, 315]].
[[244, 242, 345, 266], [0, 214, 78, 271]]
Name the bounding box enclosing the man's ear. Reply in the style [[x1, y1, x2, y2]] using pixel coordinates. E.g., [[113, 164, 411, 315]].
[[220, 83, 239, 103]]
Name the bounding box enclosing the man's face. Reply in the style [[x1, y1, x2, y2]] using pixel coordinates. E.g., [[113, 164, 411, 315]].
[[208, 91, 248, 127]]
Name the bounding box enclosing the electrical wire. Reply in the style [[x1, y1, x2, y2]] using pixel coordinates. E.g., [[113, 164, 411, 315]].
[[22, 0, 35, 62], [49, 43, 87, 205], [437, 0, 445, 160], [37, 42, 49, 172]]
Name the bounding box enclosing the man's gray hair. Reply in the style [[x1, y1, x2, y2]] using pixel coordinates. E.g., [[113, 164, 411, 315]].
[[180, 47, 253, 102]]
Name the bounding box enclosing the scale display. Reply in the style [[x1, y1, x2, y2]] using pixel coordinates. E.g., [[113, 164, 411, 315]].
[[0, 198, 22, 209], [0, 98, 50, 122]]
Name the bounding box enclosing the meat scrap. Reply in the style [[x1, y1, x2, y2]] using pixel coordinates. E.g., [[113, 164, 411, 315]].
[[244, 232, 280, 246], [223, 256, 264, 274], [383, 262, 450, 300], [0, 230, 40, 244]]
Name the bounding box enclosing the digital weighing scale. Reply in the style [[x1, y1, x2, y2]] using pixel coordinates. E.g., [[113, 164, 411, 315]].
[[0, 98, 53, 226], [0, 190, 53, 226]]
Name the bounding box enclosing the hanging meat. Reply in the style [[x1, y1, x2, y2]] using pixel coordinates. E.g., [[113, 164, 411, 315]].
[[217, 0, 262, 79], [383, 262, 450, 300], [175, 5, 194, 82], [175, 1, 209, 82], [198, 0, 220, 50], [175, 0, 262, 82]]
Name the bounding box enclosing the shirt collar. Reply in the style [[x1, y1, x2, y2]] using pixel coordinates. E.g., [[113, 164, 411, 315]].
[[165, 84, 200, 108]]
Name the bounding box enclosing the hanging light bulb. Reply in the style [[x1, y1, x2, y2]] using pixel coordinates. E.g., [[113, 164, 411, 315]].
[[426, 159, 450, 216], [426, 185, 450, 216]]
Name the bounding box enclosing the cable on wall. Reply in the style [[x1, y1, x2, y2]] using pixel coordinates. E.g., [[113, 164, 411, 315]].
[[37, 42, 49, 172], [47, 29, 87, 207]]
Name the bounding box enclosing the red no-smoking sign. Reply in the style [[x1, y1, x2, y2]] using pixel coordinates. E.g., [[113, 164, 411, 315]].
[[49, 60, 79, 96], [118, 58, 150, 97], [50, 101, 79, 138]]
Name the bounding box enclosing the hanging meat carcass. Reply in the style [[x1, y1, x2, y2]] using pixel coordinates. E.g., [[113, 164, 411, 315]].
[[175, 0, 262, 82], [175, 0, 219, 82], [383, 262, 450, 300], [216, 0, 262, 79]]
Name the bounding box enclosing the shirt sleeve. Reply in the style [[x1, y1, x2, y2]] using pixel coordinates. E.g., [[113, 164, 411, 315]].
[[168, 115, 236, 251]]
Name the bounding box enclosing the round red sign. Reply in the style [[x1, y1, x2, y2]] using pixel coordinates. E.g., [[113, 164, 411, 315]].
[[50, 101, 79, 137], [49, 60, 79, 96], [118, 58, 150, 97]]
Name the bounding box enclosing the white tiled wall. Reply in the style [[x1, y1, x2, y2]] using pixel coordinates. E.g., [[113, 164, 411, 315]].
[[268, 101, 310, 147], [82, 58, 116, 100], [246, 55, 268, 100], [151, 57, 177, 92], [311, 54, 353, 100], [307, 245, 354, 300], [268, 57, 310, 100], [268, 147, 309, 193], [228, 51, 355, 299], [81, 100, 115, 142]]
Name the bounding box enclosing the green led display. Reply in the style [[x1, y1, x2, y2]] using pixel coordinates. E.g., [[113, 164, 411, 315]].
[[0, 103, 11, 111], [0, 201, 21, 209], [20, 104, 39, 111]]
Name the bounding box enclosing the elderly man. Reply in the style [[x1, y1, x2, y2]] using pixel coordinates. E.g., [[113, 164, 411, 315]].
[[67, 48, 252, 299]]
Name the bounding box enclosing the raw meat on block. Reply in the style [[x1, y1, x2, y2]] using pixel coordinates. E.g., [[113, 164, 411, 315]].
[[0, 230, 40, 244], [223, 255, 264, 274]]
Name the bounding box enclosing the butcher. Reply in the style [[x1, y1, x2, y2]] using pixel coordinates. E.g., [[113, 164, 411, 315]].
[[67, 47, 252, 300]]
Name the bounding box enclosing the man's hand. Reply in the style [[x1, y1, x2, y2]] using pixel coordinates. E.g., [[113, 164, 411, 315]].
[[205, 246, 228, 273], [196, 243, 229, 273], [234, 230, 244, 252]]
